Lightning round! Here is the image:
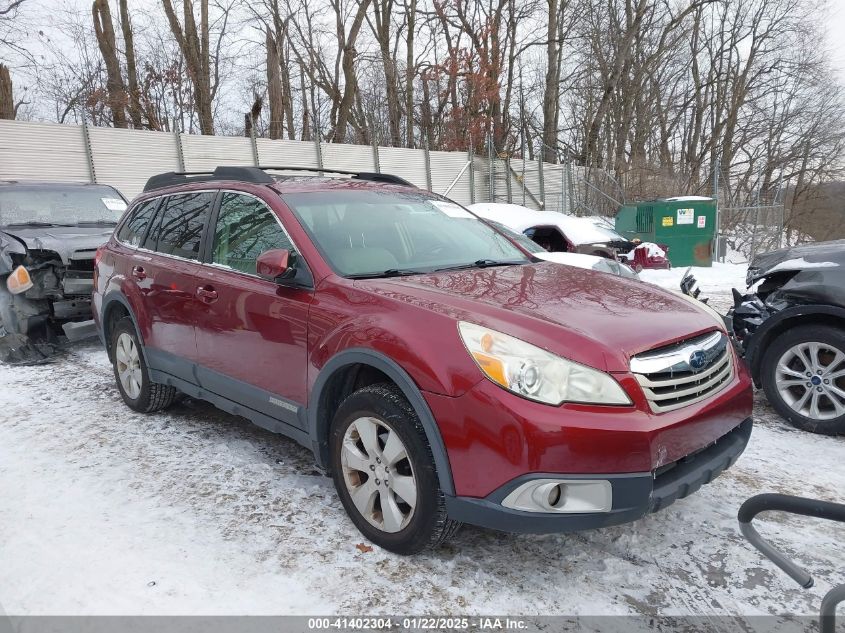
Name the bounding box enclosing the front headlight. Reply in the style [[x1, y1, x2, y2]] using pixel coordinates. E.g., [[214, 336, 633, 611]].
[[458, 321, 631, 406], [6, 265, 33, 295]]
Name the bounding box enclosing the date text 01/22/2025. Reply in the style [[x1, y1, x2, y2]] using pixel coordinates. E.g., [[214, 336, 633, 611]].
[[307, 617, 529, 630]]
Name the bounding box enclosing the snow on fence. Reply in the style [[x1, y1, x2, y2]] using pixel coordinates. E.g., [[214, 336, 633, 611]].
[[0, 119, 580, 211]]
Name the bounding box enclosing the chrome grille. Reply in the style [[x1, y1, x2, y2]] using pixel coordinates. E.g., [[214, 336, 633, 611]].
[[631, 331, 734, 413]]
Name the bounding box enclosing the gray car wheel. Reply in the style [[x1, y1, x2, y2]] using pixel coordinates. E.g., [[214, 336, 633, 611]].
[[340, 415, 418, 533], [110, 317, 177, 413], [762, 324, 845, 435], [329, 383, 460, 554]]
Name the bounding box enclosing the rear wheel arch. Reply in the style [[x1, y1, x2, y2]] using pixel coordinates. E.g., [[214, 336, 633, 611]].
[[102, 294, 145, 359], [308, 349, 455, 496]]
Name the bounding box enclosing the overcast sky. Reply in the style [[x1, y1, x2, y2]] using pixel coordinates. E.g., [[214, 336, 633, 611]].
[[829, 0, 845, 78]]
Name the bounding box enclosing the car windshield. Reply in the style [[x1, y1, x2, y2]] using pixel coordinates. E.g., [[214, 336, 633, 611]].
[[283, 190, 529, 277], [0, 184, 127, 227], [485, 220, 546, 254]]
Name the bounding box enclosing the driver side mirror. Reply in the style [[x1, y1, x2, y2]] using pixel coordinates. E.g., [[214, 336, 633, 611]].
[[256, 249, 292, 281], [256, 249, 313, 289]]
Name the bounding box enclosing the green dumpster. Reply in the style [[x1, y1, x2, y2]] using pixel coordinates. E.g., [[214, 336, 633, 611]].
[[614, 197, 717, 267]]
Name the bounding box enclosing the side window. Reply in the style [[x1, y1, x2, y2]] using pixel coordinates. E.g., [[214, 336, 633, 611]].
[[212, 193, 294, 275], [146, 192, 215, 260], [116, 199, 158, 247]]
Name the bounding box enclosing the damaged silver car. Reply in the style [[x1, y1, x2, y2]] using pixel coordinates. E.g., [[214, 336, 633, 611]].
[[728, 240, 845, 435], [0, 181, 127, 364]]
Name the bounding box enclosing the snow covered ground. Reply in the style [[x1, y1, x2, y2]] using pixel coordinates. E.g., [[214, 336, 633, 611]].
[[1, 264, 843, 619], [639, 262, 748, 305]]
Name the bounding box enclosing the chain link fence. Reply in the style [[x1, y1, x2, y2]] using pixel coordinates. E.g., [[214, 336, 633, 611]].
[[713, 166, 787, 263]]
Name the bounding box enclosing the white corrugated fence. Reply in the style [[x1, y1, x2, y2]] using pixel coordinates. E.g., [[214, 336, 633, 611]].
[[0, 119, 580, 211]]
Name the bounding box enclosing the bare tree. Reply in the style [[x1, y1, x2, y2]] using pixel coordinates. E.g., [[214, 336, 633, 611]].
[[331, 0, 372, 142], [265, 25, 284, 138], [161, 0, 216, 134], [403, 0, 416, 147], [0, 0, 31, 60], [118, 0, 143, 128], [92, 0, 127, 127], [0, 62, 14, 119], [367, 0, 402, 146]]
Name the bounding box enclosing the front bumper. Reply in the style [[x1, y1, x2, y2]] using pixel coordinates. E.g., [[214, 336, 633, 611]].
[[424, 356, 753, 498], [445, 417, 752, 533]]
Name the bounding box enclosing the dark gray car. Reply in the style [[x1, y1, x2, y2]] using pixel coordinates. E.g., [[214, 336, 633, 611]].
[[0, 181, 127, 364], [728, 240, 845, 435]]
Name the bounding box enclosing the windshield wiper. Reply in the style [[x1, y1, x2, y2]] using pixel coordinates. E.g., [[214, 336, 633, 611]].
[[435, 259, 523, 272], [349, 268, 423, 280], [73, 220, 118, 226], [2, 221, 75, 228]]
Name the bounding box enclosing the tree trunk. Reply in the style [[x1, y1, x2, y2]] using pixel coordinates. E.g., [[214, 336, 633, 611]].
[[162, 0, 215, 135], [0, 64, 14, 120], [541, 0, 561, 163], [278, 25, 296, 139], [404, 0, 416, 147], [266, 27, 284, 140], [331, 0, 371, 143], [299, 65, 311, 141], [371, 0, 401, 146], [118, 0, 143, 128], [581, 0, 648, 166], [92, 0, 128, 127]]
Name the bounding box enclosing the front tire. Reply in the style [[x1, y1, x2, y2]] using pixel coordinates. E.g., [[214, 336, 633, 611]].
[[110, 317, 177, 413], [329, 383, 460, 554], [761, 324, 845, 435]]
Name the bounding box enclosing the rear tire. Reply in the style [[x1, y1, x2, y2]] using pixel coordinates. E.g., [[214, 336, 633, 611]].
[[761, 324, 845, 435], [110, 317, 177, 413], [329, 383, 460, 554]]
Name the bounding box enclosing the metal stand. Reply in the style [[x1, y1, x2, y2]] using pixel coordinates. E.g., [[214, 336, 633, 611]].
[[738, 493, 845, 633]]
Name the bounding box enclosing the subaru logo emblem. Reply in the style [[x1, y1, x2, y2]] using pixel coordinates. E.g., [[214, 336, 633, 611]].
[[689, 350, 707, 371]]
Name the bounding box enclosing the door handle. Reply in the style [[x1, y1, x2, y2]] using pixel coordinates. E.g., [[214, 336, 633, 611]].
[[196, 285, 219, 303], [132, 265, 146, 280]]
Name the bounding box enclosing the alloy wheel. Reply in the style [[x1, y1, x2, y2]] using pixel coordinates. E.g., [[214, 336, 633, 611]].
[[775, 342, 845, 420], [340, 416, 417, 533], [115, 332, 143, 400]]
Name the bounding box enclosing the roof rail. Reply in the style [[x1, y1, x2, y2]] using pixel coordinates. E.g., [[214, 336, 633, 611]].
[[142, 165, 416, 193], [143, 166, 274, 192], [257, 166, 415, 188]]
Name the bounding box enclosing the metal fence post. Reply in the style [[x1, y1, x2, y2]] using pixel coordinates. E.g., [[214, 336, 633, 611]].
[[467, 140, 475, 204], [713, 158, 721, 262], [314, 128, 324, 169], [424, 138, 432, 191], [81, 121, 97, 183], [505, 156, 512, 203], [560, 160, 567, 214], [371, 137, 381, 173], [487, 133, 495, 202], [249, 124, 260, 166], [538, 155, 545, 210], [173, 127, 185, 172]]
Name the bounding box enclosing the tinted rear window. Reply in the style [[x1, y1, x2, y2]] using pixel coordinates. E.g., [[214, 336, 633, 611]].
[[146, 192, 215, 260]]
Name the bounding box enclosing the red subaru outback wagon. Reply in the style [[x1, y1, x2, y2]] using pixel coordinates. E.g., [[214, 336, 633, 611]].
[[94, 166, 753, 554]]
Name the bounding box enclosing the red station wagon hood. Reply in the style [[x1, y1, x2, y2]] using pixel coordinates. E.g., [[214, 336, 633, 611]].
[[359, 261, 722, 372]]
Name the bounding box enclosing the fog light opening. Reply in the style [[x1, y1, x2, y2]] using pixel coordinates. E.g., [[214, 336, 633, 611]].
[[502, 479, 613, 513]]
